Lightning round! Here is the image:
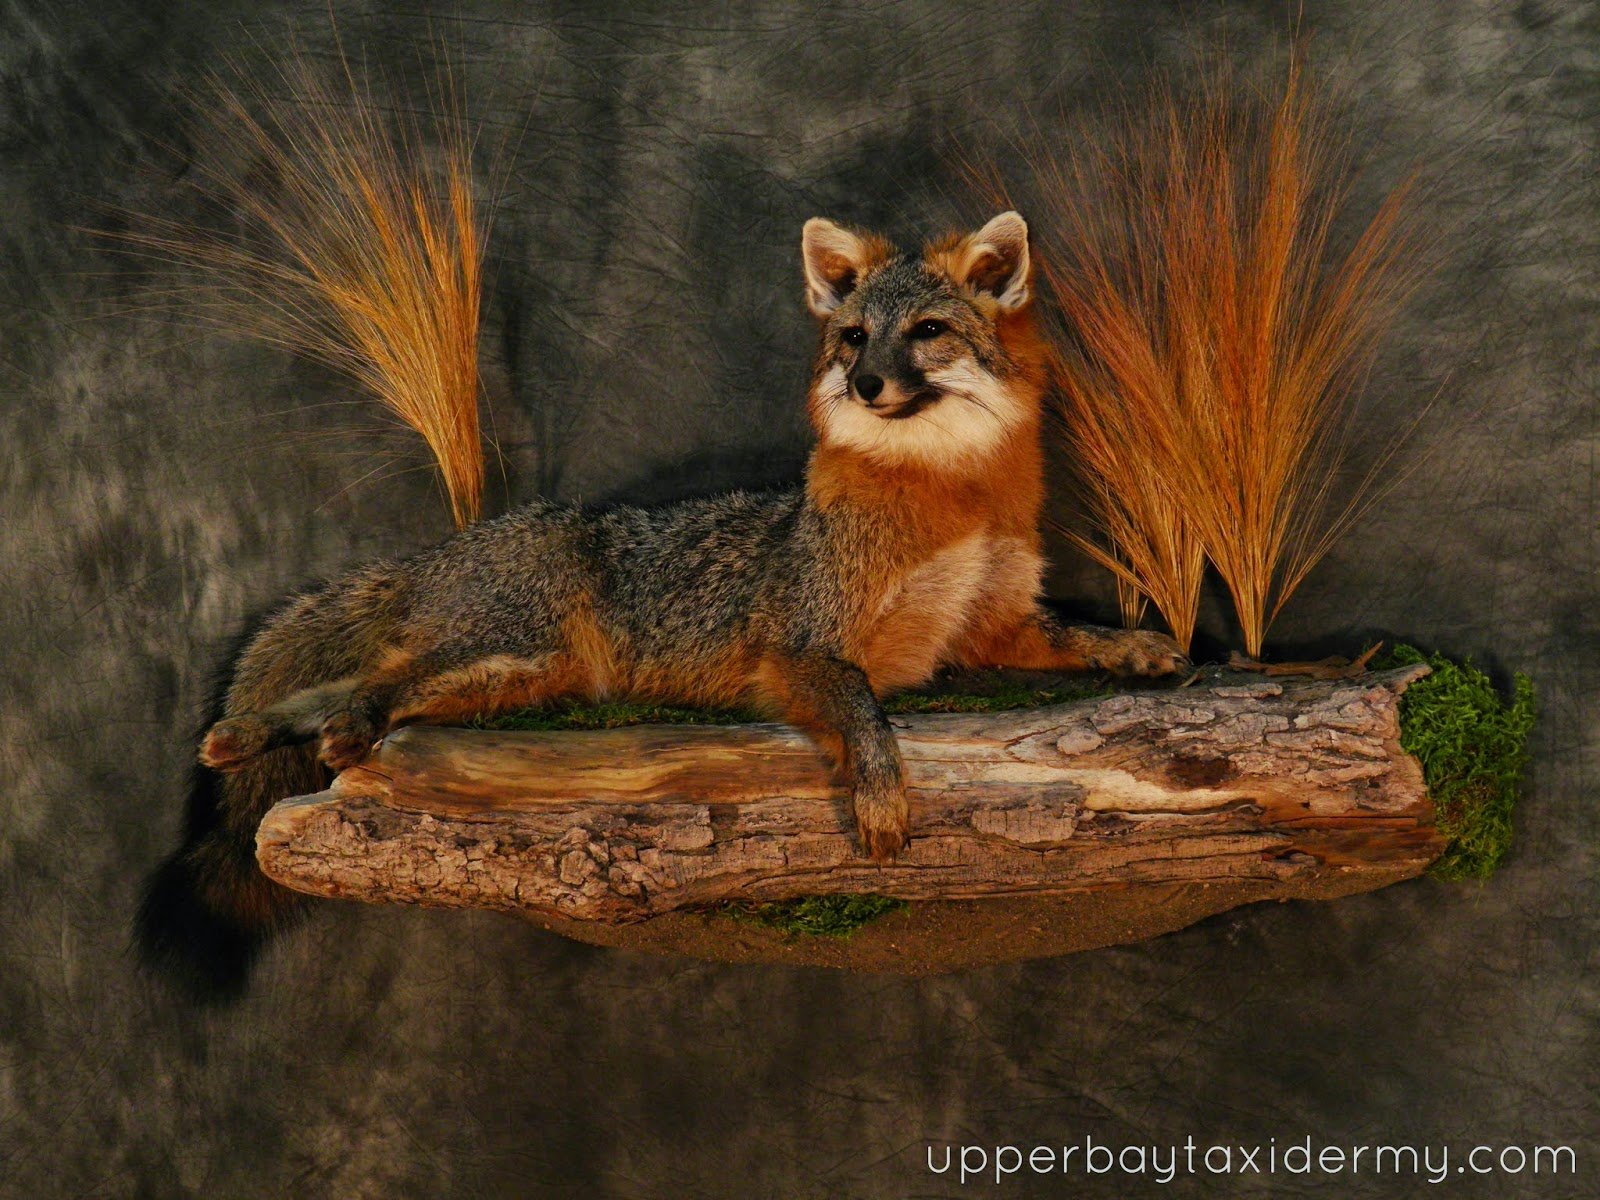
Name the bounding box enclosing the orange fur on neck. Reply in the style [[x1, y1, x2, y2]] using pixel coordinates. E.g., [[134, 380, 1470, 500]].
[[807, 417, 1044, 552]]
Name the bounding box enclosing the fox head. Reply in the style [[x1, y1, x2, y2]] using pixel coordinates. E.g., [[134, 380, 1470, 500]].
[[801, 212, 1047, 470]]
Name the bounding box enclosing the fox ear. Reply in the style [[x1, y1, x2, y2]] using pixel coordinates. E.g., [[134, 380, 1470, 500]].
[[802, 218, 873, 316], [952, 211, 1031, 311]]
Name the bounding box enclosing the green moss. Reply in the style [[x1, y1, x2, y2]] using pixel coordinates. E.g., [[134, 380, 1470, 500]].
[[883, 678, 1111, 714], [471, 700, 761, 732], [1380, 644, 1536, 881], [473, 671, 1112, 732], [722, 894, 908, 937]]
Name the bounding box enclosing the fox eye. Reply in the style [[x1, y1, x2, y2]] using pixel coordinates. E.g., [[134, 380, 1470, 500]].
[[841, 326, 868, 347], [909, 319, 946, 339]]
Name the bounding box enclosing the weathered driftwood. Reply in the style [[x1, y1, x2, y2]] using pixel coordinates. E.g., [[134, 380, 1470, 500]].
[[256, 666, 1444, 925]]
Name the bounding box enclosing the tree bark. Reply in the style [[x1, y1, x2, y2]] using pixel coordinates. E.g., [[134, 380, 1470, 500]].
[[255, 665, 1444, 924]]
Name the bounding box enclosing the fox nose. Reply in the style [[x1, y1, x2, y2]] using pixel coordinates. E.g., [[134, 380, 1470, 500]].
[[854, 373, 884, 404]]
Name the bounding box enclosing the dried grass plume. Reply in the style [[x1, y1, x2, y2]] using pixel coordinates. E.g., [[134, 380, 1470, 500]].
[[1005, 52, 1424, 656], [119, 42, 487, 529]]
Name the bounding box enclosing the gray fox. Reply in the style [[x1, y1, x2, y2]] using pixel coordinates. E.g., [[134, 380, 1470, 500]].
[[138, 211, 1186, 999]]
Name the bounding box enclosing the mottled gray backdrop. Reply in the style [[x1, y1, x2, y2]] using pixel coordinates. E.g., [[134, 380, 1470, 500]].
[[1, 1, 1595, 1197]]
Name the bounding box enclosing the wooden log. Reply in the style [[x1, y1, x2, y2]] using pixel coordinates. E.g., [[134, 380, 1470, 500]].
[[256, 665, 1445, 926]]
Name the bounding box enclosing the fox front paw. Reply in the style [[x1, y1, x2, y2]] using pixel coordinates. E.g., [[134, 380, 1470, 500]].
[[199, 716, 272, 769], [1093, 629, 1190, 677], [318, 711, 380, 772], [851, 775, 910, 864]]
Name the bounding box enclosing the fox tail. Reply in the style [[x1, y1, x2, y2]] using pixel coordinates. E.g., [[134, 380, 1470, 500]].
[[135, 565, 405, 1002]]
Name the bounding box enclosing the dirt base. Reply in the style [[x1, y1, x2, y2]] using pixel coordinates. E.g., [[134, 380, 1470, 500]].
[[523, 867, 1421, 974]]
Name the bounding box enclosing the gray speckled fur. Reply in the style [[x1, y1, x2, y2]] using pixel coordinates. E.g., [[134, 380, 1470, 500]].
[[446, 491, 808, 659]]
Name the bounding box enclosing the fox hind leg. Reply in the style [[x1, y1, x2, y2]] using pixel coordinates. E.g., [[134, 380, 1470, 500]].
[[199, 678, 361, 770], [202, 643, 586, 774], [317, 648, 574, 771]]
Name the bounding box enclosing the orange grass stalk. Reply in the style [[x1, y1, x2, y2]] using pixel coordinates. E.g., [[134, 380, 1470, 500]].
[[122, 45, 486, 529], [1025, 53, 1421, 657], [1052, 353, 1208, 652]]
